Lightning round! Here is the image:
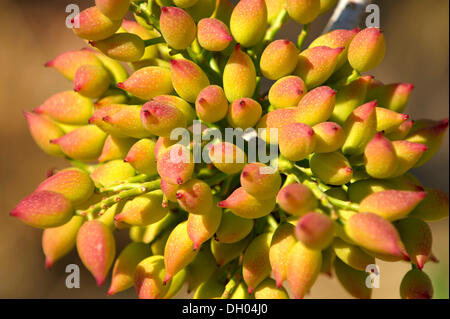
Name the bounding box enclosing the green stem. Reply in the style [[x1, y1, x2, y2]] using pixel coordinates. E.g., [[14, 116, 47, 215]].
[[70, 160, 97, 174], [332, 69, 360, 89], [76, 179, 161, 216], [297, 24, 310, 50], [130, 1, 160, 33], [267, 214, 279, 231], [144, 37, 165, 46], [285, 165, 360, 211], [264, 9, 289, 42], [221, 276, 239, 299]]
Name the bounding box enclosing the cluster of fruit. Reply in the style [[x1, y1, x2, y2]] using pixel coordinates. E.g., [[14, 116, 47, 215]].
[[12, 0, 448, 299]]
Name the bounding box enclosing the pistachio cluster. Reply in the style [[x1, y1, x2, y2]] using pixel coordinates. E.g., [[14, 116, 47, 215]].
[[12, 0, 448, 299]]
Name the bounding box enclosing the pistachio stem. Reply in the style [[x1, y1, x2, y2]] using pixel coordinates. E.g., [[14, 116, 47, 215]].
[[284, 166, 360, 211], [221, 275, 240, 299], [297, 23, 310, 50], [76, 179, 161, 216], [144, 37, 165, 46]]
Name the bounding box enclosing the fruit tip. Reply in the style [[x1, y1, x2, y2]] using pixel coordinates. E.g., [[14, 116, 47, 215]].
[[44, 60, 54, 67], [176, 177, 184, 185], [161, 6, 169, 13], [163, 274, 172, 285], [116, 82, 125, 90], [107, 287, 115, 296], [45, 258, 53, 269], [247, 287, 254, 294], [95, 276, 105, 286]]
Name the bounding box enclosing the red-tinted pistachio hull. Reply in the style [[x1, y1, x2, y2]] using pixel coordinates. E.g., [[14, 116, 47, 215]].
[[160, 7, 197, 50], [171, 59, 210, 103], [296, 86, 336, 126], [342, 101, 378, 155], [396, 218, 432, 270], [375, 107, 409, 134], [73, 64, 110, 99], [141, 99, 187, 137], [286, 0, 321, 24], [391, 141, 428, 177], [310, 152, 353, 185], [99, 135, 136, 162], [279, 122, 316, 161], [330, 75, 373, 124], [208, 142, 247, 174], [276, 183, 318, 216], [160, 179, 179, 202], [187, 202, 222, 250], [156, 144, 194, 185], [240, 162, 281, 199], [76, 220, 116, 286], [359, 190, 426, 221], [366, 83, 414, 113], [95, 0, 130, 20], [125, 138, 157, 175], [197, 18, 233, 51], [400, 269, 433, 299], [309, 28, 359, 69], [223, 45, 257, 102], [115, 192, 169, 226], [348, 27, 386, 72], [364, 132, 398, 179], [268, 76, 307, 109], [312, 121, 345, 153], [153, 95, 196, 126], [73, 6, 122, 41], [51, 125, 107, 161], [386, 120, 414, 140], [409, 188, 449, 222], [24, 111, 65, 156], [254, 278, 289, 299], [296, 212, 334, 250], [196, 85, 229, 123], [134, 256, 169, 299], [243, 232, 272, 294], [260, 40, 299, 80], [176, 179, 213, 215], [117, 66, 173, 100], [218, 187, 276, 219], [230, 0, 267, 47], [295, 46, 343, 88], [90, 159, 135, 187], [344, 212, 408, 260], [90, 33, 145, 62], [42, 215, 84, 268], [406, 118, 449, 167], [36, 168, 94, 206], [256, 107, 298, 144], [269, 222, 297, 287], [286, 241, 322, 299], [108, 242, 152, 296], [227, 98, 262, 129], [164, 221, 198, 283], [45, 50, 103, 81], [35, 91, 93, 125]]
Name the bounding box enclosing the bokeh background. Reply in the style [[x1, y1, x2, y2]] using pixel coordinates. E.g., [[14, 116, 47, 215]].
[[0, 0, 448, 299]]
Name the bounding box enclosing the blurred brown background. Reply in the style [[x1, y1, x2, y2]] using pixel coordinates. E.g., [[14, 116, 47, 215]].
[[0, 0, 448, 298]]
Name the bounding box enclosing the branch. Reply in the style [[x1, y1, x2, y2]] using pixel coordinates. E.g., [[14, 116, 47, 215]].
[[323, 0, 372, 33]]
